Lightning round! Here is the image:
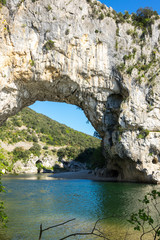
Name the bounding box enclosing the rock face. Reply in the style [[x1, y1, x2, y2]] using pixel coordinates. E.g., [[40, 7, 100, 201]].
[[0, 0, 160, 183], [12, 154, 57, 174]]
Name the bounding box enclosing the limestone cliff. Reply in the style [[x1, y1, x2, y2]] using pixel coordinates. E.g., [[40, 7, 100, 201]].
[[0, 0, 160, 183]]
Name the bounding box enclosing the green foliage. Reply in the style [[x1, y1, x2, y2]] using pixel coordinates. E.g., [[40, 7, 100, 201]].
[[43, 145, 48, 150], [116, 63, 125, 72], [115, 39, 118, 51], [99, 13, 104, 20], [32, 135, 38, 142], [0, 107, 100, 167], [131, 7, 158, 36], [12, 147, 30, 162], [36, 162, 43, 171], [126, 29, 138, 39], [89, 147, 106, 169], [136, 7, 158, 19], [57, 148, 66, 160], [43, 40, 55, 51], [29, 143, 41, 157], [65, 29, 70, 35], [116, 12, 125, 24], [0, 0, 6, 6], [29, 60, 35, 67], [46, 5, 52, 11], [75, 146, 106, 169], [123, 52, 133, 62], [116, 28, 119, 36], [128, 190, 160, 239], [124, 10, 130, 20], [0, 172, 8, 226], [137, 129, 150, 139], [126, 66, 134, 75]]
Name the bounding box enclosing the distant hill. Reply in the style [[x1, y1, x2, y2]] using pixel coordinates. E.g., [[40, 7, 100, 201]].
[[0, 108, 104, 173]]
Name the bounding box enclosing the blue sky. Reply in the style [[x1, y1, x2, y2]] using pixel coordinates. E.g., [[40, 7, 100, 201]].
[[30, 0, 160, 136], [101, 0, 160, 14]]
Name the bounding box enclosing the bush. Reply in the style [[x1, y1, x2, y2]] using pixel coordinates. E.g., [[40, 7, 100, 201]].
[[43, 145, 48, 150], [29, 143, 41, 157], [137, 129, 150, 139], [57, 148, 66, 160], [136, 7, 158, 19], [12, 147, 30, 162], [43, 40, 54, 51], [99, 13, 104, 20], [132, 7, 158, 36], [32, 135, 38, 142], [0, 0, 6, 5]]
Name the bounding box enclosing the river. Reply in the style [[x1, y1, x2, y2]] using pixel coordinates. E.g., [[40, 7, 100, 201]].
[[0, 174, 159, 240]]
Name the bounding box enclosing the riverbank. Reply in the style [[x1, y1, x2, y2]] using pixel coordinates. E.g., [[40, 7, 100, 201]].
[[52, 170, 117, 181]]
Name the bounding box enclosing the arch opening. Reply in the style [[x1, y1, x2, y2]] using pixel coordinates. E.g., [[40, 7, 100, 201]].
[[0, 101, 105, 175]]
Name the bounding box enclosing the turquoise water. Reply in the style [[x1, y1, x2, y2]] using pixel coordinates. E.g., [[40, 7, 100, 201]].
[[0, 174, 159, 240]]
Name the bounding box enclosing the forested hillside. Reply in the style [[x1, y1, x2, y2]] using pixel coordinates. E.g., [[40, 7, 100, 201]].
[[0, 108, 103, 173]]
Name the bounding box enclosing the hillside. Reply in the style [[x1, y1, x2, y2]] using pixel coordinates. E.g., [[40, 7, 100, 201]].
[[0, 108, 103, 173]]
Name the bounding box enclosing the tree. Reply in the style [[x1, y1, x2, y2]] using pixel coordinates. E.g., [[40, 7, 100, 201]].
[[128, 190, 160, 240], [131, 7, 158, 35], [0, 172, 8, 225], [136, 7, 158, 19], [29, 143, 41, 156], [39, 218, 109, 240]]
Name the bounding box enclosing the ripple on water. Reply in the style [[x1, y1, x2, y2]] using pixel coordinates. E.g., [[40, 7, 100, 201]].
[[0, 174, 159, 240]]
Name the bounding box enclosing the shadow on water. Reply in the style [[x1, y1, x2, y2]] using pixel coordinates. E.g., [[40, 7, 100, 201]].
[[0, 174, 159, 240]]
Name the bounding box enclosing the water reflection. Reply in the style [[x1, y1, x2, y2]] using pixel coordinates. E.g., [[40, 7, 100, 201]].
[[1, 175, 159, 240]]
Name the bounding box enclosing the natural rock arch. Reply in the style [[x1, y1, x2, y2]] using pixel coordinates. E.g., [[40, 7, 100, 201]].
[[0, 0, 160, 183]]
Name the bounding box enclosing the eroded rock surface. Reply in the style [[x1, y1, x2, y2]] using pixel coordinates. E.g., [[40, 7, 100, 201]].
[[0, 0, 160, 182]]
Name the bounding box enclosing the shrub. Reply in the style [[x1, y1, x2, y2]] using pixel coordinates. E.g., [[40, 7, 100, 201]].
[[99, 13, 104, 20], [29, 143, 41, 156], [46, 5, 52, 11], [115, 39, 118, 51], [126, 29, 133, 35], [116, 12, 125, 24], [137, 129, 150, 139], [65, 29, 70, 35], [0, 0, 6, 5], [43, 40, 54, 51], [57, 148, 66, 160], [123, 10, 130, 19], [29, 60, 35, 67], [126, 66, 134, 75], [116, 63, 125, 72], [89, 147, 106, 169], [32, 135, 38, 142], [131, 7, 158, 36], [136, 7, 158, 19], [12, 147, 30, 162], [43, 145, 48, 150]]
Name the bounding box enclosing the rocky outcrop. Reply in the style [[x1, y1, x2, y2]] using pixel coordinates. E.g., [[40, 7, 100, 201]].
[[0, 0, 160, 183], [12, 154, 57, 174]]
